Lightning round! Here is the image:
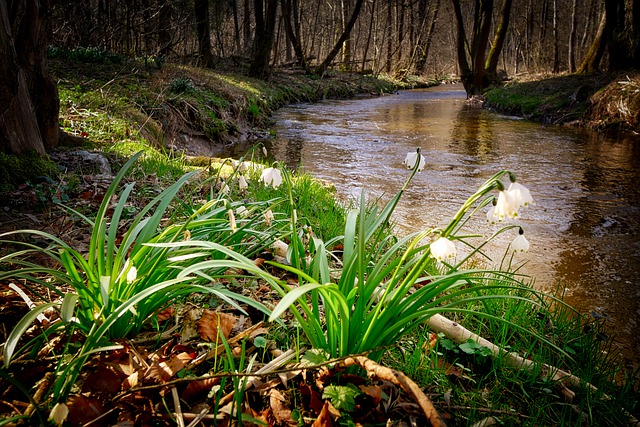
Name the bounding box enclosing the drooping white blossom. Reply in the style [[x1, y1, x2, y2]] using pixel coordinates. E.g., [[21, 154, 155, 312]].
[[228, 209, 237, 232], [263, 209, 274, 226], [430, 237, 457, 262], [260, 167, 282, 189], [511, 228, 530, 253], [507, 181, 534, 208], [403, 151, 426, 171], [238, 175, 249, 191]]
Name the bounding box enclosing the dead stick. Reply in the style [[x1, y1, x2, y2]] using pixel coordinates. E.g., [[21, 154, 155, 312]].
[[340, 356, 446, 427]]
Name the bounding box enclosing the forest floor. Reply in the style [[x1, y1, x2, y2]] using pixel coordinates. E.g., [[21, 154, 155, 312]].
[[1, 55, 639, 426]]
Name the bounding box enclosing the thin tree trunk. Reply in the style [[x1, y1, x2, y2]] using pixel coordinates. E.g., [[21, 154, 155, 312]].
[[552, 0, 559, 73], [577, 9, 606, 73], [248, 0, 278, 79], [281, 0, 309, 71], [415, 0, 441, 74], [361, 0, 375, 72], [568, 0, 578, 72], [485, 0, 512, 80], [314, 0, 364, 76], [195, 0, 214, 67]]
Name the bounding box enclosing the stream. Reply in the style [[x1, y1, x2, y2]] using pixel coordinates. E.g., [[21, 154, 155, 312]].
[[264, 84, 640, 367]]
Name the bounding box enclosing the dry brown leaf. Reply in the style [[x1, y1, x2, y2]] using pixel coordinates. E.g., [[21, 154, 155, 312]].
[[122, 371, 139, 390], [182, 377, 220, 401], [82, 366, 122, 395], [268, 389, 297, 427], [66, 395, 105, 427], [359, 384, 383, 406], [145, 352, 192, 382], [299, 383, 324, 414], [197, 310, 236, 343], [313, 401, 335, 427], [156, 307, 175, 322]]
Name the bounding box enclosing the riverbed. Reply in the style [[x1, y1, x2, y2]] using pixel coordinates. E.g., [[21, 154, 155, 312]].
[[266, 84, 640, 367]]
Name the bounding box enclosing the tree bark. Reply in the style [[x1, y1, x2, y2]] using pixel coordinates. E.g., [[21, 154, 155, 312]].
[[485, 0, 513, 80], [415, 0, 441, 74], [281, 0, 309, 72], [568, 0, 578, 72], [576, 10, 607, 73], [1, 0, 59, 155], [248, 0, 278, 79], [195, 0, 214, 67]]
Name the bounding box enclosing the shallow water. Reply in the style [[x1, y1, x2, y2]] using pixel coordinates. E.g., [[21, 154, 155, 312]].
[[266, 84, 640, 366]]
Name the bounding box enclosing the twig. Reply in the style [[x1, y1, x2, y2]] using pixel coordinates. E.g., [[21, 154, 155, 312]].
[[24, 372, 54, 417], [171, 387, 185, 427], [340, 356, 447, 427]]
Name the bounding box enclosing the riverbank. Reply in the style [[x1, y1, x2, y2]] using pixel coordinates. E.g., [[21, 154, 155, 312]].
[[483, 72, 640, 134], [1, 57, 639, 425]]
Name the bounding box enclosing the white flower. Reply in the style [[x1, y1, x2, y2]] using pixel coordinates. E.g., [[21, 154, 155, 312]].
[[228, 209, 237, 232], [493, 189, 519, 221], [263, 209, 274, 226], [262, 146, 268, 157], [260, 167, 282, 189], [511, 229, 530, 253], [219, 182, 230, 195], [486, 204, 497, 224], [238, 175, 249, 191], [403, 151, 426, 171], [236, 205, 249, 217], [49, 403, 69, 426], [430, 237, 457, 262], [126, 265, 137, 284], [239, 161, 249, 172], [507, 182, 534, 208]]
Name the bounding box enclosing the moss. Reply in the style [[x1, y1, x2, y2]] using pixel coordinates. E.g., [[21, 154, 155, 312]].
[[0, 152, 58, 192]]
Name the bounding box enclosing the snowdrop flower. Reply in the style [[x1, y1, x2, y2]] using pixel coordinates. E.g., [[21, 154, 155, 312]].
[[403, 151, 426, 171], [262, 146, 268, 157], [430, 236, 457, 262], [507, 181, 534, 208], [260, 167, 282, 189], [49, 402, 69, 426], [511, 228, 530, 252], [238, 175, 249, 191], [236, 205, 249, 218], [493, 189, 519, 221], [263, 209, 274, 226], [228, 209, 237, 232], [219, 182, 230, 195], [238, 161, 249, 173], [486, 202, 497, 224], [126, 265, 137, 284]]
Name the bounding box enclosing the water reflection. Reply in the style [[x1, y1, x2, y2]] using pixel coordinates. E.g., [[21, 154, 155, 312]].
[[268, 85, 640, 366]]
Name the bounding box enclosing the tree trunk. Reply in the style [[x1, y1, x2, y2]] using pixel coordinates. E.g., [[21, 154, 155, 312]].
[[451, 0, 473, 93], [568, 0, 578, 72], [248, 0, 278, 79], [195, 0, 214, 67], [415, 0, 441, 74], [485, 0, 512, 80], [1, 0, 59, 155], [281, 0, 309, 72], [314, 0, 364, 76], [577, 9, 607, 73], [552, 0, 559, 72]]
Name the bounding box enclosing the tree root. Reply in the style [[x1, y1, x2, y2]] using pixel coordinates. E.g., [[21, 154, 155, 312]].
[[340, 355, 447, 427]]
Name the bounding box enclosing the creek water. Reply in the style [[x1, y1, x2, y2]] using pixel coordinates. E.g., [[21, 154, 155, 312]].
[[264, 84, 640, 367]]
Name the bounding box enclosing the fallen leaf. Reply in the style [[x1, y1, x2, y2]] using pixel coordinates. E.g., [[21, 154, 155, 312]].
[[312, 401, 335, 427], [82, 366, 122, 395], [299, 383, 324, 414], [145, 352, 192, 382], [359, 384, 383, 405], [66, 395, 105, 427], [197, 310, 236, 343], [182, 377, 220, 401]]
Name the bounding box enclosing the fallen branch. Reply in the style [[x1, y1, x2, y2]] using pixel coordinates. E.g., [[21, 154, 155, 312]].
[[427, 313, 640, 426], [340, 355, 447, 427]]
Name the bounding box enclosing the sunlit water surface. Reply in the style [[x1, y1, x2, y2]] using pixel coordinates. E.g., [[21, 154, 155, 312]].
[[266, 84, 640, 366]]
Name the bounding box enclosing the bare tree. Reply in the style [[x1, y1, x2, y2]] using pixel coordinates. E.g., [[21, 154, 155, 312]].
[[248, 0, 279, 78]]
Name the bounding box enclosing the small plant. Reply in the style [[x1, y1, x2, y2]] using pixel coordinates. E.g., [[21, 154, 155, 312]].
[[169, 77, 195, 94], [1, 151, 274, 402], [219, 149, 561, 362]]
